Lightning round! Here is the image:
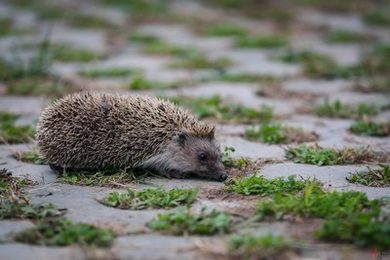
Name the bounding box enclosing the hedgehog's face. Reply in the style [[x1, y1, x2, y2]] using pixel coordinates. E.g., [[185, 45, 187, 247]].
[[171, 132, 227, 182]]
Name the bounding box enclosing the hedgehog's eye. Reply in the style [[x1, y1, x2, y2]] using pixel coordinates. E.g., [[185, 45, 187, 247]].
[[198, 152, 207, 161]]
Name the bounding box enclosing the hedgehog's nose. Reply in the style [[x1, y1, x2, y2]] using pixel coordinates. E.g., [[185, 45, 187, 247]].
[[219, 174, 228, 182]]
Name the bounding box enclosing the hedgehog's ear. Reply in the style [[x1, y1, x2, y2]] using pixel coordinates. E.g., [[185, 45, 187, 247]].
[[177, 132, 188, 147], [207, 127, 215, 140]]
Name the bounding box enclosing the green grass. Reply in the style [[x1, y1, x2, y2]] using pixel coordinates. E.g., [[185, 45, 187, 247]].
[[244, 122, 318, 144], [285, 145, 382, 166], [67, 14, 115, 29], [228, 234, 291, 259], [0, 17, 13, 37], [257, 182, 370, 220], [15, 218, 113, 247], [347, 164, 390, 187], [317, 212, 390, 250], [6, 77, 70, 97], [169, 96, 273, 123], [0, 200, 63, 220], [101, 188, 198, 209], [236, 35, 287, 49], [128, 74, 188, 90], [350, 121, 390, 137], [0, 111, 34, 144], [256, 182, 390, 249], [325, 30, 371, 43], [147, 207, 231, 235], [142, 40, 193, 56], [274, 50, 356, 79], [78, 67, 138, 78], [211, 73, 277, 83], [314, 99, 378, 119], [204, 24, 248, 37], [130, 36, 231, 70], [99, 0, 169, 19], [353, 78, 390, 93], [128, 32, 160, 43], [50, 43, 101, 62], [1, 40, 79, 96], [12, 149, 47, 165], [225, 175, 309, 196], [221, 147, 249, 170], [359, 44, 390, 76], [245, 122, 285, 144], [169, 52, 231, 70], [0, 168, 31, 198], [57, 169, 148, 187], [364, 9, 390, 26]]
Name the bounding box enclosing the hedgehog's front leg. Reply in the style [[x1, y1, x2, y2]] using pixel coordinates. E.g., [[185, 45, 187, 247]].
[[160, 169, 188, 179]]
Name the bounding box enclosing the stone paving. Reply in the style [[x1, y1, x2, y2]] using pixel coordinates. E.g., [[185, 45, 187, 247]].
[[0, 0, 389, 259]]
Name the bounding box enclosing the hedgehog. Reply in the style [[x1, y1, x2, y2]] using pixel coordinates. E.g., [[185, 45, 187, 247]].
[[36, 92, 227, 182]]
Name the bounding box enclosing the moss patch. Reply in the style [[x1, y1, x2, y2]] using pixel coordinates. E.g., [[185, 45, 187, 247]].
[[347, 164, 390, 187], [285, 145, 386, 166], [147, 207, 231, 235], [0, 111, 34, 144], [101, 188, 198, 209], [169, 96, 273, 123]]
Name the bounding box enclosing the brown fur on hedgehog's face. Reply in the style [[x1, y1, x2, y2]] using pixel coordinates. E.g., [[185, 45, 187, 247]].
[[168, 132, 227, 182]]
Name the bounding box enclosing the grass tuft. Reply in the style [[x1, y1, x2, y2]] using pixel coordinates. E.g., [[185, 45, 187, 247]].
[[225, 175, 309, 196], [101, 188, 198, 209], [350, 120, 390, 137], [325, 30, 371, 43], [236, 35, 287, 49], [221, 147, 249, 170], [57, 168, 148, 187], [78, 67, 138, 78], [314, 99, 378, 119], [204, 24, 248, 37], [50, 43, 101, 62], [228, 234, 291, 259], [347, 164, 390, 187], [12, 149, 47, 165], [147, 207, 231, 235], [169, 96, 273, 123], [0, 168, 31, 198], [364, 9, 390, 26], [15, 218, 113, 247], [245, 122, 318, 144], [0, 200, 63, 220], [0, 111, 34, 144], [285, 145, 384, 166]]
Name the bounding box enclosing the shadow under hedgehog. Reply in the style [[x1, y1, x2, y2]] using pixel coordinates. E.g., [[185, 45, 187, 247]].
[[36, 92, 227, 182]]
